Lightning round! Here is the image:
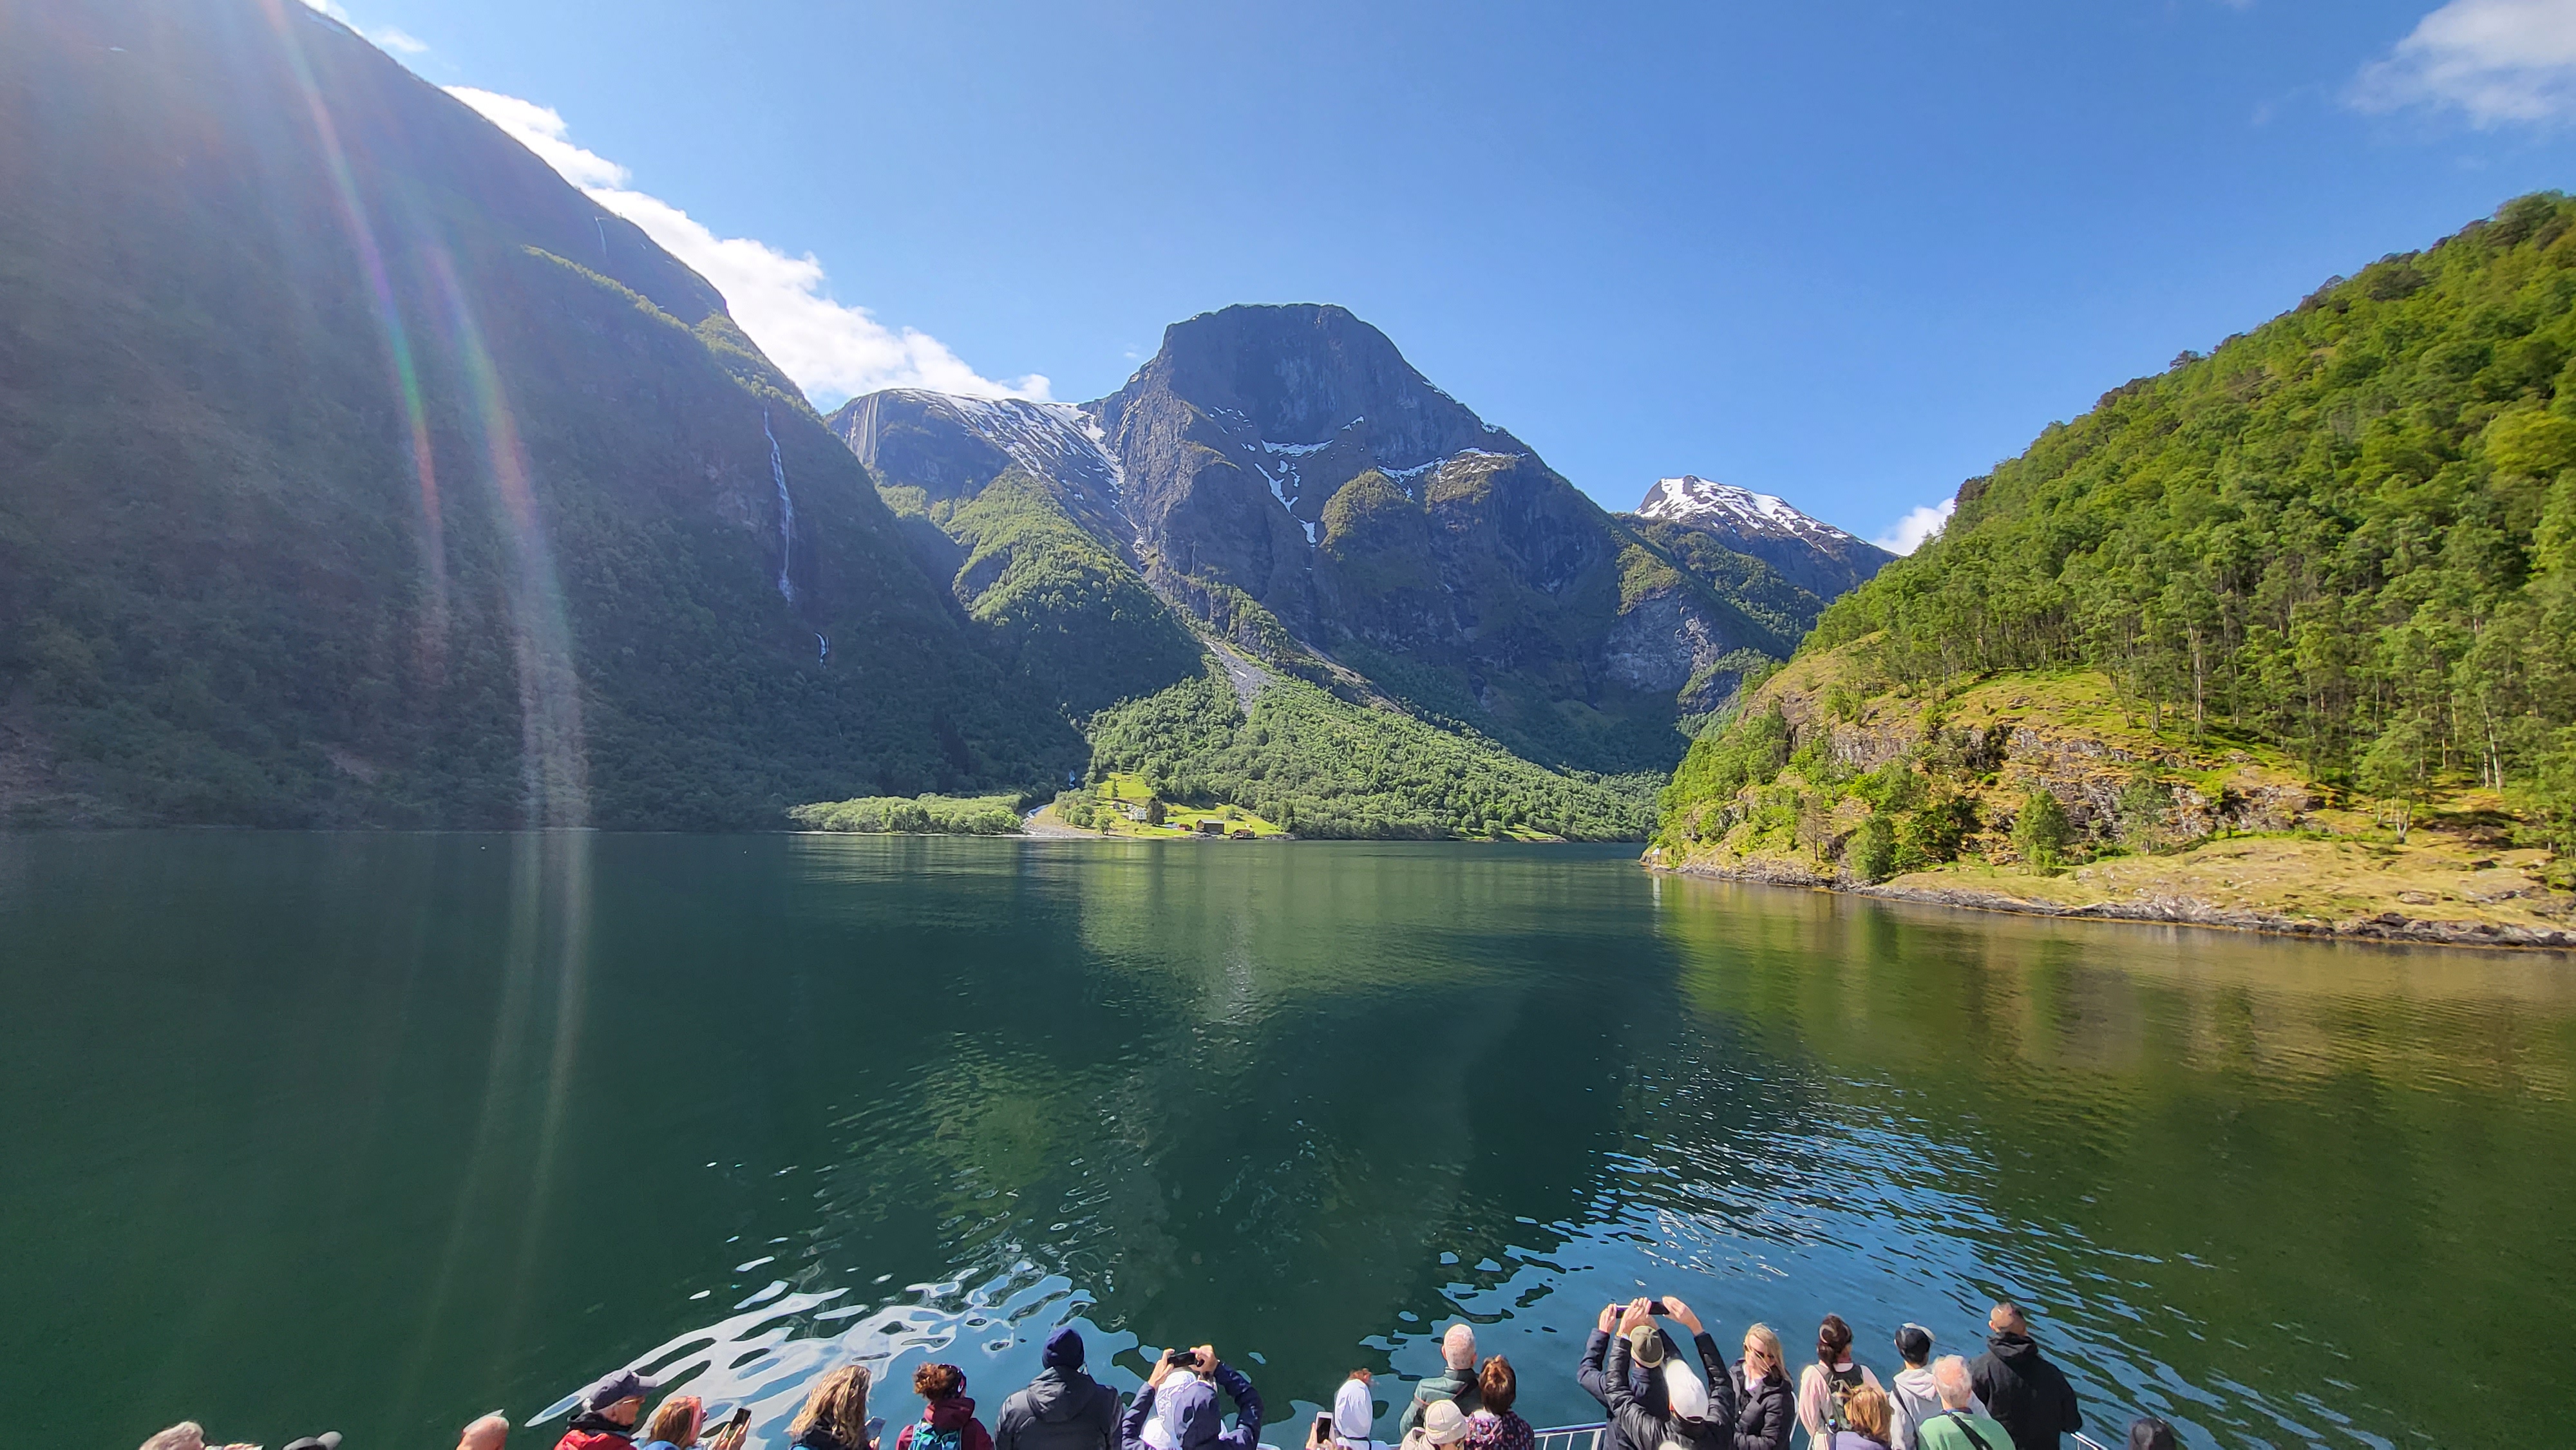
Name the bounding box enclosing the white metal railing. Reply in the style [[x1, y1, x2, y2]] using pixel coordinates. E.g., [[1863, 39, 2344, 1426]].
[[1532, 1424, 1605, 1450]]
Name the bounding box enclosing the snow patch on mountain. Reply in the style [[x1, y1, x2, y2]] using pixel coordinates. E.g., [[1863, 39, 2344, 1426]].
[[1633, 475, 1861, 545]]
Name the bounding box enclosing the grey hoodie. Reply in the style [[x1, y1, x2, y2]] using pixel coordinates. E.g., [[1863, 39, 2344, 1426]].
[[1888, 1368, 1979, 1450]]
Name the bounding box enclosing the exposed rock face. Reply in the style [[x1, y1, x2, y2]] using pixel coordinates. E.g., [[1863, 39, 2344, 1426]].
[[835, 304, 1861, 772], [1629, 475, 1896, 599], [828, 390, 1136, 559]]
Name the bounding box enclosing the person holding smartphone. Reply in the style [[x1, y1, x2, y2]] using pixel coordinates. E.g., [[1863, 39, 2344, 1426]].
[[1307, 1371, 1387, 1450], [1604, 1298, 1735, 1450], [1119, 1344, 1264, 1450]]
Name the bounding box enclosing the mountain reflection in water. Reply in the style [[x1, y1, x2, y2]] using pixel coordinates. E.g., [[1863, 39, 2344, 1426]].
[[1, 834, 2565, 1450]]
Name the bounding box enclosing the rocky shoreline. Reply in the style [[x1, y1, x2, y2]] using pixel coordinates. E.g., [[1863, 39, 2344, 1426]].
[[1646, 849, 2576, 952]]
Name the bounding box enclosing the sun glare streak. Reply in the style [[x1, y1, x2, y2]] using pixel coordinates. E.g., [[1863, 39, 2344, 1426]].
[[506, 830, 597, 1350], [426, 252, 592, 828], [252, 0, 450, 676]]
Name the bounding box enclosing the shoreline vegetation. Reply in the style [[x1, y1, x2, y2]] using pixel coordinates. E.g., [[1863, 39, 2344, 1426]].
[[1650, 194, 2576, 953]]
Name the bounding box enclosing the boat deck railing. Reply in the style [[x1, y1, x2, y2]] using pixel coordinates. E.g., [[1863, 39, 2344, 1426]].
[[1520, 1421, 2112, 1450]]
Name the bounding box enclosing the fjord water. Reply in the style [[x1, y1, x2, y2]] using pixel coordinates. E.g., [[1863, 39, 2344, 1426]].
[[5, 836, 2568, 1449]]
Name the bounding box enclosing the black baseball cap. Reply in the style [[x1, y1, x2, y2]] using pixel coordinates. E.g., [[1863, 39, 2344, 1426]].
[[583, 1370, 661, 1412]]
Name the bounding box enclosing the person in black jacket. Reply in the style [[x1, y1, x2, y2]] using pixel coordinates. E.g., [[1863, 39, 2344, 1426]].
[[998, 1328, 1122, 1450], [1965, 1305, 2081, 1450], [1579, 1302, 1669, 1450], [1730, 1324, 1794, 1450], [1603, 1297, 1738, 1450]]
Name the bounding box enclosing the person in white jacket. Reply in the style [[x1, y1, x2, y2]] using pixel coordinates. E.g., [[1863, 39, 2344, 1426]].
[[1885, 1326, 1979, 1450]]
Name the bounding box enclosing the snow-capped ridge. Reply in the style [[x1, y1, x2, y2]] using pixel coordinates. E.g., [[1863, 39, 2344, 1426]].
[[1634, 475, 1859, 545]]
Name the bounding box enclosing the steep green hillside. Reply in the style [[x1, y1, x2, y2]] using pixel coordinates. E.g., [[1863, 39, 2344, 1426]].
[[1794, 193, 2576, 847], [889, 470, 1205, 717], [1655, 194, 2576, 932], [0, 0, 1077, 827], [1088, 666, 1656, 840]]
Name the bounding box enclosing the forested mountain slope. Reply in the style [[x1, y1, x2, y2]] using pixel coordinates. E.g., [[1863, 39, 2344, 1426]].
[[0, 0, 1079, 827], [1654, 194, 2576, 939]]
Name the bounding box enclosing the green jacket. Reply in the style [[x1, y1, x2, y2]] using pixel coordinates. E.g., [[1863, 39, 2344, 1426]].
[[1912, 1411, 2011, 1450], [1396, 1374, 1481, 1436]]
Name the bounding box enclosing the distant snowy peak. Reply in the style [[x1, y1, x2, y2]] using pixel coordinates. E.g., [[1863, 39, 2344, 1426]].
[[900, 391, 1127, 502], [1634, 475, 1859, 545]]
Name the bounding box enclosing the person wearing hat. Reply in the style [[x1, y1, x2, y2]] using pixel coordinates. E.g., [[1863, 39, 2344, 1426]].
[[1578, 1303, 1669, 1450], [1399, 1399, 1472, 1450], [1602, 1297, 1735, 1450], [1119, 1342, 1264, 1450], [1887, 1327, 1975, 1450], [1308, 1371, 1390, 1450], [998, 1327, 1123, 1450], [559, 1370, 659, 1450]]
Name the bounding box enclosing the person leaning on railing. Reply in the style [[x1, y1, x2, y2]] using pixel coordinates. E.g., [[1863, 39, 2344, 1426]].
[[1602, 1297, 1736, 1450]]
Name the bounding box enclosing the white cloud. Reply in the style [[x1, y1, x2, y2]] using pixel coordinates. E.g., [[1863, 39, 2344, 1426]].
[[446, 86, 1045, 407], [1873, 498, 1955, 556], [2354, 0, 2576, 124], [444, 88, 629, 189]]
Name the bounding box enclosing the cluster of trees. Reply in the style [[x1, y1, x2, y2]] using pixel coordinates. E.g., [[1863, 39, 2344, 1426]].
[[1806, 193, 2576, 856], [787, 793, 1025, 834], [1657, 701, 1982, 879], [1086, 668, 1658, 840]]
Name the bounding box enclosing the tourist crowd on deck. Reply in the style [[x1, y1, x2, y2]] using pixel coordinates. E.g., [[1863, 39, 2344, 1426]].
[[137, 1297, 2184, 1450]]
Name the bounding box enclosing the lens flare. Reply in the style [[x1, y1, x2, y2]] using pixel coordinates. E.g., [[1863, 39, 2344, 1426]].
[[426, 250, 592, 828], [252, 0, 448, 677]]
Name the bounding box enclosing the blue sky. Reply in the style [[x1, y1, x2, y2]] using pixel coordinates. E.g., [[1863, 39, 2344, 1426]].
[[324, 0, 2576, 548]]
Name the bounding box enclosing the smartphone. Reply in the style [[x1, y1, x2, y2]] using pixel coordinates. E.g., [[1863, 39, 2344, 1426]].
[[1164, 1346, 1198, 1366], [724, 1408, 752, 1436], [865, 1417, 887, 1445], [1314, 1415, 1336, 1443], [1646, 1298, 1669, 1316]]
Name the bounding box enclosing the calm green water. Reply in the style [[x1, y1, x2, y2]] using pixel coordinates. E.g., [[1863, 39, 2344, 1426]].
[[5, 834, 2570, 1450]]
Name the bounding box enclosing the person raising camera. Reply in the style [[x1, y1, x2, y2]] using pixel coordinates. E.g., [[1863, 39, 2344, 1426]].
[[1120, 1344, 1264, 1450]]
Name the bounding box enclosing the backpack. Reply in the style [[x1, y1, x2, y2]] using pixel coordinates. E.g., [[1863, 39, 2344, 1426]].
[[1822, 1366, 1864, 1434], [910, 1424, 964, 1450]]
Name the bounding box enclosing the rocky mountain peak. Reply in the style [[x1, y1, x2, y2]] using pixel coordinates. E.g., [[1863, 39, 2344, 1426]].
[[1625, 475, 1895, 602], [1634, 475, 1858, 545]]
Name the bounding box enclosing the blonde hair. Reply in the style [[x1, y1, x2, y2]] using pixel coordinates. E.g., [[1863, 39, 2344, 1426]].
[[1742, 1324, 1785, 1375], [1843, 1388, 1891, 1442], [141, 1426, 206, 1450], [644, 1396, 705, 1447], [791, 1365, 876, 1444]]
